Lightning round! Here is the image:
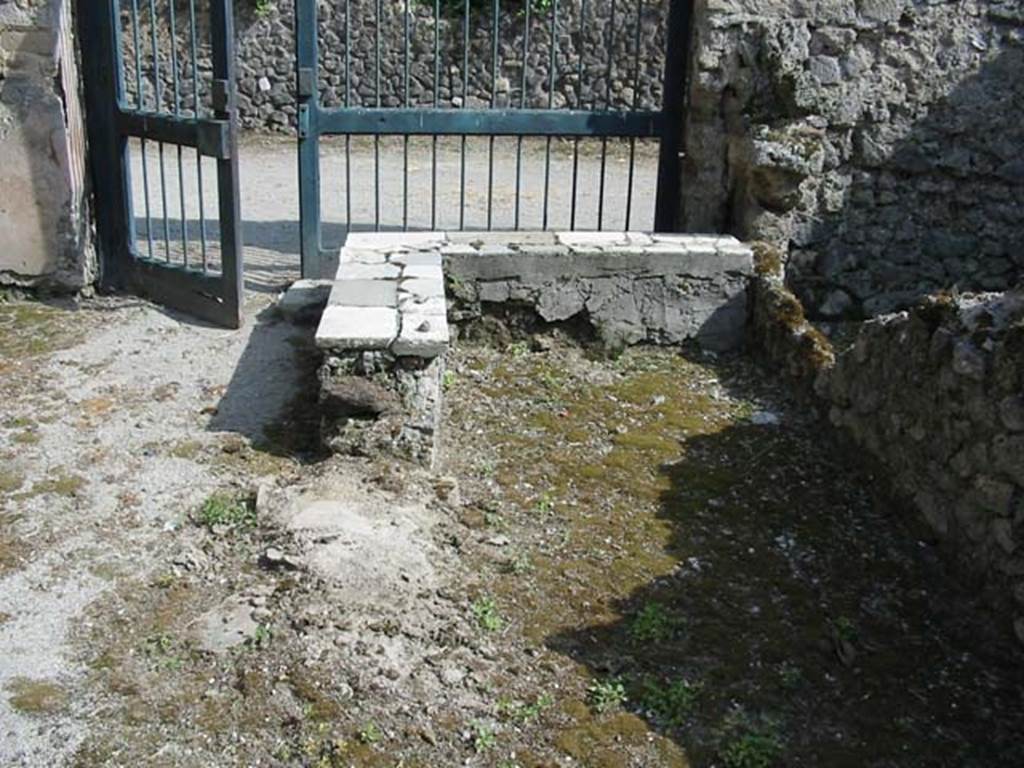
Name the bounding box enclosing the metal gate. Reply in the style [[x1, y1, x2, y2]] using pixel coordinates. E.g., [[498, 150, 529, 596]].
[[80, 0, 244, 328], [295, 0, 693, 279]]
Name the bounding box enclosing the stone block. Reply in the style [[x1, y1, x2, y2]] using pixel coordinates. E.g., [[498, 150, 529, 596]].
[[447, 230, 556, 246], [341, 247, 389, 265], [440, 243, 479, 256], [402, 264, 445, 281], [327, 279, 398, 308], [390, 250, 443, 267], [392, 313, 449, 358], [336, 262, 401, 280], [400, 278, 445, 299], [557, 231, 632, 248], [345, 231, 446, 249], [399, 294, 447, 315], [316, 306, 399, 351]]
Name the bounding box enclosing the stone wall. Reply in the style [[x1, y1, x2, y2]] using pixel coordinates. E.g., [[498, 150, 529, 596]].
[[747, 258, 1024, 644], [0, 0, 91, 291], [820, 290, 1024, 642], [127, 0, 667, 132], [684, 0, 1024, 319]]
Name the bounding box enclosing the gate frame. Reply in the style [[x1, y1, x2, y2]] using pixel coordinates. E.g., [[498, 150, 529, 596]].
[[79, 0, 244, 329], [294, 0, 695, 280]]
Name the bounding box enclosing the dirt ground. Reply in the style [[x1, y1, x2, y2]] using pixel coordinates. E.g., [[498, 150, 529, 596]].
[[2, 291, 1024, 768]]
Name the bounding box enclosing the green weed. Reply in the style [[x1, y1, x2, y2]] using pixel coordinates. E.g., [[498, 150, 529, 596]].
[[497, 693, 554, 724], [471, 720, 496, 753], [472, 596, 504, 632], [197, 494, 255, 530], [357, 722, 382, 744], [533, 492, 555, 515], [640, 678, 703, 725], [629, 601, 680, 643], [719, 712, 784, 768], [586, 677, 626, 713]]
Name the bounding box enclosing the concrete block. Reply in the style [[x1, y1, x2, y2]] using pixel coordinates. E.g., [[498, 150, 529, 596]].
[[316, 306, 399, 350], [328, 279, 398, 308]]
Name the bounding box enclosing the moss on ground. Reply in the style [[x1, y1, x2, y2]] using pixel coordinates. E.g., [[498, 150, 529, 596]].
[[0, 301, 85, 361], [5, 678, 69, 715], [444, 340, 1024, 767]]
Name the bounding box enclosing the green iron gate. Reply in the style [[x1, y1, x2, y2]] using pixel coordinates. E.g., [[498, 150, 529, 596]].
[[80, 0, 244, 328], [295, 0, 694, 279]]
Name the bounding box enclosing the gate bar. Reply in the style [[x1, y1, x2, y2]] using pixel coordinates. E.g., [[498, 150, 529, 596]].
[[294, 0, 692, 275], [654, 0, 695, 231], [315, 108, 664, 139], [296, 0, 321, 278], [210, 0, 244, 324]]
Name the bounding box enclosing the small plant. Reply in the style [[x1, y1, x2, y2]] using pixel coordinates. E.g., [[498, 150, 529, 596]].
[[719, 713, 784, 768], [834, 616, 858, 643], [145, 633, 175, 656], [471, 720, 496, 753], [501, 551, 532, 575], [539, 369, 561, 389], [247, 623, 272, 650], [254, 0, 274, 18], [197, 493, 254, 530], [497, 693, 554, 723], [777, 662, 803, 690], [629, 601, 679, 643], [443, 370, 457, 391], [508, 340, 530, 358], [144, 633, 184, 671], [533, 492, 555, 516], [472, 596, 504, 632], [640, 678, 703, 726], [358, 722, 382, 744], [586, 677, 626, 713]]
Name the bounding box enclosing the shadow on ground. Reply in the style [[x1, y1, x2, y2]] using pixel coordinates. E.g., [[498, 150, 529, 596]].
[[545, 414, 1024, 766], [206, 304, 325, 461]]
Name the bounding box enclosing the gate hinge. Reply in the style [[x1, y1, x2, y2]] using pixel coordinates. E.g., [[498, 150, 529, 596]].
[[297, 67, 315, 99], [298, 104, 310, 139]]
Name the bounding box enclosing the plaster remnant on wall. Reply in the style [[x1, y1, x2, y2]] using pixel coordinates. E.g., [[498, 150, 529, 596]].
[[0, 0, 91, 291]]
